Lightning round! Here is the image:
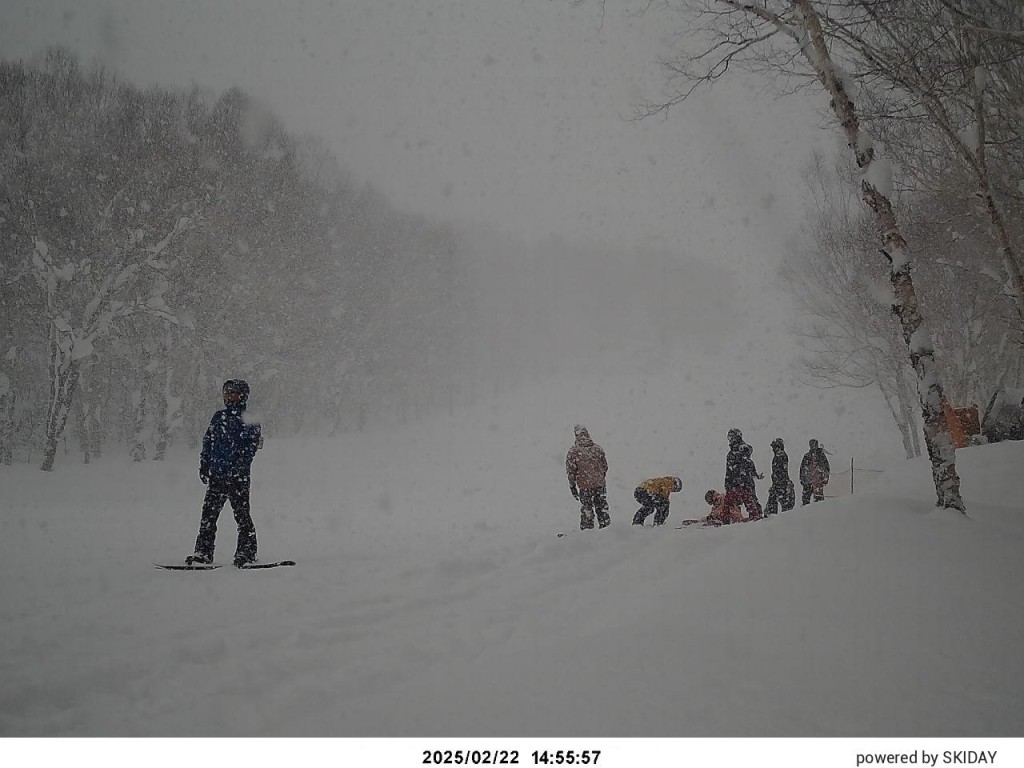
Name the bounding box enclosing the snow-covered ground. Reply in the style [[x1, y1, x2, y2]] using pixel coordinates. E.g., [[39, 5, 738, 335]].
[[2, 370, 1023, 755]]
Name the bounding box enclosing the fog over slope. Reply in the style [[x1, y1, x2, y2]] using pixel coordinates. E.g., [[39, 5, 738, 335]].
[[0, 376, 1012, 741]]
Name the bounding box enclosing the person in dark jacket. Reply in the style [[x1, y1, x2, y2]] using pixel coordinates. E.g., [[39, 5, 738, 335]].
[[632, 475, 682, 526], [799, 438, 830, 505], [724, 428, 763, 520], [764, 437, 795, 516], [566, 425, 611, 530], [188, 379, 263, 567]]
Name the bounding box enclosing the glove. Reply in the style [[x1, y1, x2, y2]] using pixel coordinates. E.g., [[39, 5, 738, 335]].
[[570, 484, 579, 500], [199, 464, 209, 485], [756, 473, 765, 480]]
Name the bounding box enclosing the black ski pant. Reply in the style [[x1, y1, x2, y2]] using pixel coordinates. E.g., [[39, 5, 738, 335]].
[[633, 487, 670, 526], [579, 486, 611, 530], [765, 479, 795, 515], [194, 473, 257, 562]]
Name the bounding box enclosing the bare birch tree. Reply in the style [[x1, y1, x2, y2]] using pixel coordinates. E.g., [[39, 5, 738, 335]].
[[813, 0, 1024, 327], [29, 215, 194, 470], [580, 0, 967, 508], [792, 145, 1018, 455]]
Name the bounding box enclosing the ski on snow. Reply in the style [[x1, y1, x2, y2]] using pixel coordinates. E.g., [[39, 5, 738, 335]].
[[556, 514, 776, 537], [678, 515, 774, 529], [556, 520, 703, 536], [154, 560, 296, 571]]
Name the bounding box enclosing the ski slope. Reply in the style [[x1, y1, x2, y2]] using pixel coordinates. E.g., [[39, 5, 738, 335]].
[[2, 377, 1022, 742]]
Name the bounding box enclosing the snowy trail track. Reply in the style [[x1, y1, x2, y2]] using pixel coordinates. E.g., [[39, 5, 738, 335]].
[[2, 425, 1023, 736]]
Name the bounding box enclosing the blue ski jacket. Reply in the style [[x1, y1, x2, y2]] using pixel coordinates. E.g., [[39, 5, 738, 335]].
[[200, 406, 262, 478]]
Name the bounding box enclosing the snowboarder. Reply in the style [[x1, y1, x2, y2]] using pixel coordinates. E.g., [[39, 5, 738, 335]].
[[799, 438, 831, 505], [632, 475, 682, 526], [704, 489, 744, 525], [188, 379, 263, 567], [724, 428, 764, 520], [764, 437, 796, 516], [566, 425, 611, 530]]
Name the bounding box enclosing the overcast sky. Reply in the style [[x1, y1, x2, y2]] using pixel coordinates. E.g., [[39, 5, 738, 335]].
[[0, 2, 904, 501], [1, 0, 835, 263]]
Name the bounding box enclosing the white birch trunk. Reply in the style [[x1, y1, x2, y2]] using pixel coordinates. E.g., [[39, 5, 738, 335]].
[[897, 369, 922, 459], [34, 239, 77, 472], [791, 0, 965, 510], [41, 331, 79, 472], [878, 381, 915, 460], [0, 372, 14, 465], [74, 366, 93, 464]]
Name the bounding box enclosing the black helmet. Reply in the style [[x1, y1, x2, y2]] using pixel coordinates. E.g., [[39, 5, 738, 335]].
[[223, 379, 249, 406], [809, 438, 819, 449], [704, 490, 717, 505], [771, 438, 784, 450], [727, 428, 743, 445]]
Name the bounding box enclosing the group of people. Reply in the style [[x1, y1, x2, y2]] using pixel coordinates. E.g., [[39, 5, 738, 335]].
[[566, 424, 831, 531], [181, 383, 835, 563]]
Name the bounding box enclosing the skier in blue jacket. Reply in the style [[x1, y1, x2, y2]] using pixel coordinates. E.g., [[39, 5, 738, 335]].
[[188, 379, 263, 567]]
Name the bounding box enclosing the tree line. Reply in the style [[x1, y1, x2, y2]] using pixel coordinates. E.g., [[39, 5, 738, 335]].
[[779, 0, 1024, 464], [581, 0, 1024, 510], [0, 49, 474, 470]]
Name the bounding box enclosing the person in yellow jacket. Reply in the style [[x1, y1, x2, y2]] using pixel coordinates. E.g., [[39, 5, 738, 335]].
[[632, 475, 683, 526]]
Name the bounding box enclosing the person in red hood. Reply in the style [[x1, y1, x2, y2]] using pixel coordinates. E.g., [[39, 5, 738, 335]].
[[704, 489, 744, 525], [566, 425, 611, 530]]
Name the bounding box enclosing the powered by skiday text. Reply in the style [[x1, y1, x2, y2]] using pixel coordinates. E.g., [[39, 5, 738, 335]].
[[856, 751, 998, 766]]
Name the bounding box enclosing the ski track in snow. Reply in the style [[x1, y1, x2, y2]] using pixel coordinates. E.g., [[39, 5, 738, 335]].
[[2, 399, 1023, 736]]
